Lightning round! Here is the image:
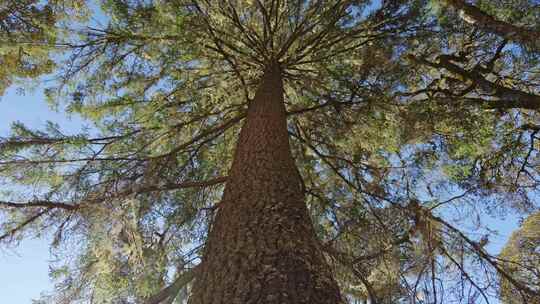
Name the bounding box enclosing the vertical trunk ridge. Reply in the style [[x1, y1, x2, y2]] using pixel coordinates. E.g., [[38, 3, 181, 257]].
[[189, 64, 342, 304]]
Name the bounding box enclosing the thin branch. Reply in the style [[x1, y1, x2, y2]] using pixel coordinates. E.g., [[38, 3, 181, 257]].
[[0, 200, 78, 211], [0, 176, 227, 211], [0, 209, 50, 241]]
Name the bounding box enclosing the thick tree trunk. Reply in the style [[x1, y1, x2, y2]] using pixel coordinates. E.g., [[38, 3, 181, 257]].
[[188, 63, 342, 304]]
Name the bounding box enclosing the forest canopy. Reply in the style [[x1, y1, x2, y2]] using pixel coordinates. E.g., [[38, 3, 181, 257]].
[[0, 0, 539, 303]]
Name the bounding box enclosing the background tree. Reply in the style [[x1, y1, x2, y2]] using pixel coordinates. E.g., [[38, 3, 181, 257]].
[[0, 0, 539, 303], [499, 211, 540, 304]]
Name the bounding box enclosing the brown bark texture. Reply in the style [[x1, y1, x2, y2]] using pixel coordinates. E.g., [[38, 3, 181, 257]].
[[188, 64, 342, 304]]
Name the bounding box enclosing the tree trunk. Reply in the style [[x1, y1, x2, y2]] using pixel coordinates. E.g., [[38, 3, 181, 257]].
[[188, 63, 342, 304]]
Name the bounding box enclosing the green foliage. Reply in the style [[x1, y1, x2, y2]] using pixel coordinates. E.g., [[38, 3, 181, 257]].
[[0, 0, 88, 94], [499, 212, 540, 304], [0, 0, 539, 303]]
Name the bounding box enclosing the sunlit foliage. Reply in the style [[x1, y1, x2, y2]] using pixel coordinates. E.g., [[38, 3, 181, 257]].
[[0, 1, 539, 303]]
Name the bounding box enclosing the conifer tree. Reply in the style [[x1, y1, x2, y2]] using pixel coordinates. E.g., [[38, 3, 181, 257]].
[[0, 1, 539, 303], [499, 212, 540, 304]]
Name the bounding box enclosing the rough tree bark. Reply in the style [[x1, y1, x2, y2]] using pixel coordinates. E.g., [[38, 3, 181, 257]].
[[188, 63, 342, 304]]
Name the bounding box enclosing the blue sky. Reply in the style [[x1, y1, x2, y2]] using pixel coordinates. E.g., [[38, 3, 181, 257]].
[[0, 237, 52, 303]]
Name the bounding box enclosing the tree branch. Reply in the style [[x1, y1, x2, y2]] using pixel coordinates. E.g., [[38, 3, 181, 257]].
[[144, 266, 198, 304], [0, 200, 78, 211], [445, 0, 540, 50], [409, 54, 540, 110], [0, 208, 50, 241], [0, 177, 227, 211]]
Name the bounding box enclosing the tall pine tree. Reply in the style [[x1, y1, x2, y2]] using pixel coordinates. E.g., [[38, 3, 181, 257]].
[[1, 1, 539, 303]]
